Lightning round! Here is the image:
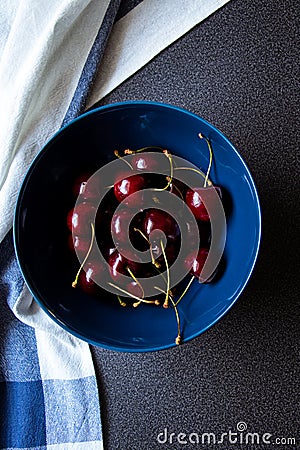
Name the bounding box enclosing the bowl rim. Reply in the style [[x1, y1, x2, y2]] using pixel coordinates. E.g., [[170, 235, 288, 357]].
[[13, 100, 262, 352]]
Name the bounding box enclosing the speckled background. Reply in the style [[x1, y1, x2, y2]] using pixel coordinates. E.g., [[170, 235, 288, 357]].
[[91, 0, 299, 449]]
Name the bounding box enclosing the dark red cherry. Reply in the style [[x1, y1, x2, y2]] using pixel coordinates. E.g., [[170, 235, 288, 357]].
[[80, 175, 103, 201], [129, 211, 148, 251], [78, 260, 104, 295], [68, 235, 91, 259], [67, 202, 97, 236], [101, 245, 116, 262], [126, 281, 144, 299], [143, 209, 180, 243], [114, 173, 146, 205], [111, 209, 132, 244], [185, 185, 222, 222], [72, 172, 103, 201], [108, 249, 141, 282], [72, 172, 92, 198], [184, 248, 216, 282], [169, 179, 188, 198], [182, 220, 211, 251], [110, 209, 147, 251], [184, 248, 208, 278], [131, 153, 159, 172], [151, 241, 178, 268], [95, 190, 118, 248]]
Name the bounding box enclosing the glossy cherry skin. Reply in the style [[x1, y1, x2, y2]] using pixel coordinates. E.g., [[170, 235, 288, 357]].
[[95, 189, 118, 248], [101, 245, 116, 262], [78, 260, 104, 295], [143, 209, 180, 243], [182, 220, 211, 251], [110, 209, 147, 251], [151, 241, 178, 268], [81, 177, 102, 201], [184, 248, 208, 278], [114, 173, 146, 205], [72, 172, 92, 198], [169, 178, 188, 198], [96, 219, 114, 252], [67, 202, 97, 236], [129, 211, 148, 251], [72, 172, 103, 201], [68, 234, 91, 259], [108, 249, 141, 282], [131, 153, 160, 172], [126, 280, 144, 299], [184, 248, 216, 282], [111, 209, 132, 245], [185, 185, 222, 222]]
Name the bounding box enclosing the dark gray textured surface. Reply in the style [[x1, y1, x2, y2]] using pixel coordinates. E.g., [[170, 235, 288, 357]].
[[91, 0, 300, 448]]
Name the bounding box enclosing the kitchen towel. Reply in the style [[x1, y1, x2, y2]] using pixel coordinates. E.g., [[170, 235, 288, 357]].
[[0, 0, 231, 448], [1, 2, 119, 448]]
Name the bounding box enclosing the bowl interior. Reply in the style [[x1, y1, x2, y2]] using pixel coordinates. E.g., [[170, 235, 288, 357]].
[[14, 102, 261, 351]]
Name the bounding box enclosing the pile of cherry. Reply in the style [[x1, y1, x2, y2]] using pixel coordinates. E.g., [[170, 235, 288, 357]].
[[66, 144, 224, 344]]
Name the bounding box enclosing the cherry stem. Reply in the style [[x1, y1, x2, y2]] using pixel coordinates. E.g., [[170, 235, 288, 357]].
[[174, 275, 195, 306], [108, 282, 159, 306], [114, 150, 133, 170], [117, 295, 127, 307], [160, 240, 170, 308], [170, 180, 184, 200], [153, 150, 173, 192], [153, 265, 167, 283], [154, 286, 173, 299], [174, 167, 212, 186], [133, 228, 160, 267], [72, 223, 95, 288], [169, 296, 181, 345], [124, 146, 164, 155], [154, 285, 181, 344], [198, 133, 213, 188]]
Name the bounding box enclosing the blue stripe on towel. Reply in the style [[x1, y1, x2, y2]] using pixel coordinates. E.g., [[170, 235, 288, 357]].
[[62, 0, 122, 126], [0, 305, 41, 383], [0, 380, 46, 448], [0, 229, 24, 311]]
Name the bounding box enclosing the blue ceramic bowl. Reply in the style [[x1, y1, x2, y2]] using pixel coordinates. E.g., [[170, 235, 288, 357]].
[[14, 101, 261, 352]]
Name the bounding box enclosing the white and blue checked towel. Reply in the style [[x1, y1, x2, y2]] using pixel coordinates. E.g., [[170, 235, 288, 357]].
[[0, 1, 230, 448]]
